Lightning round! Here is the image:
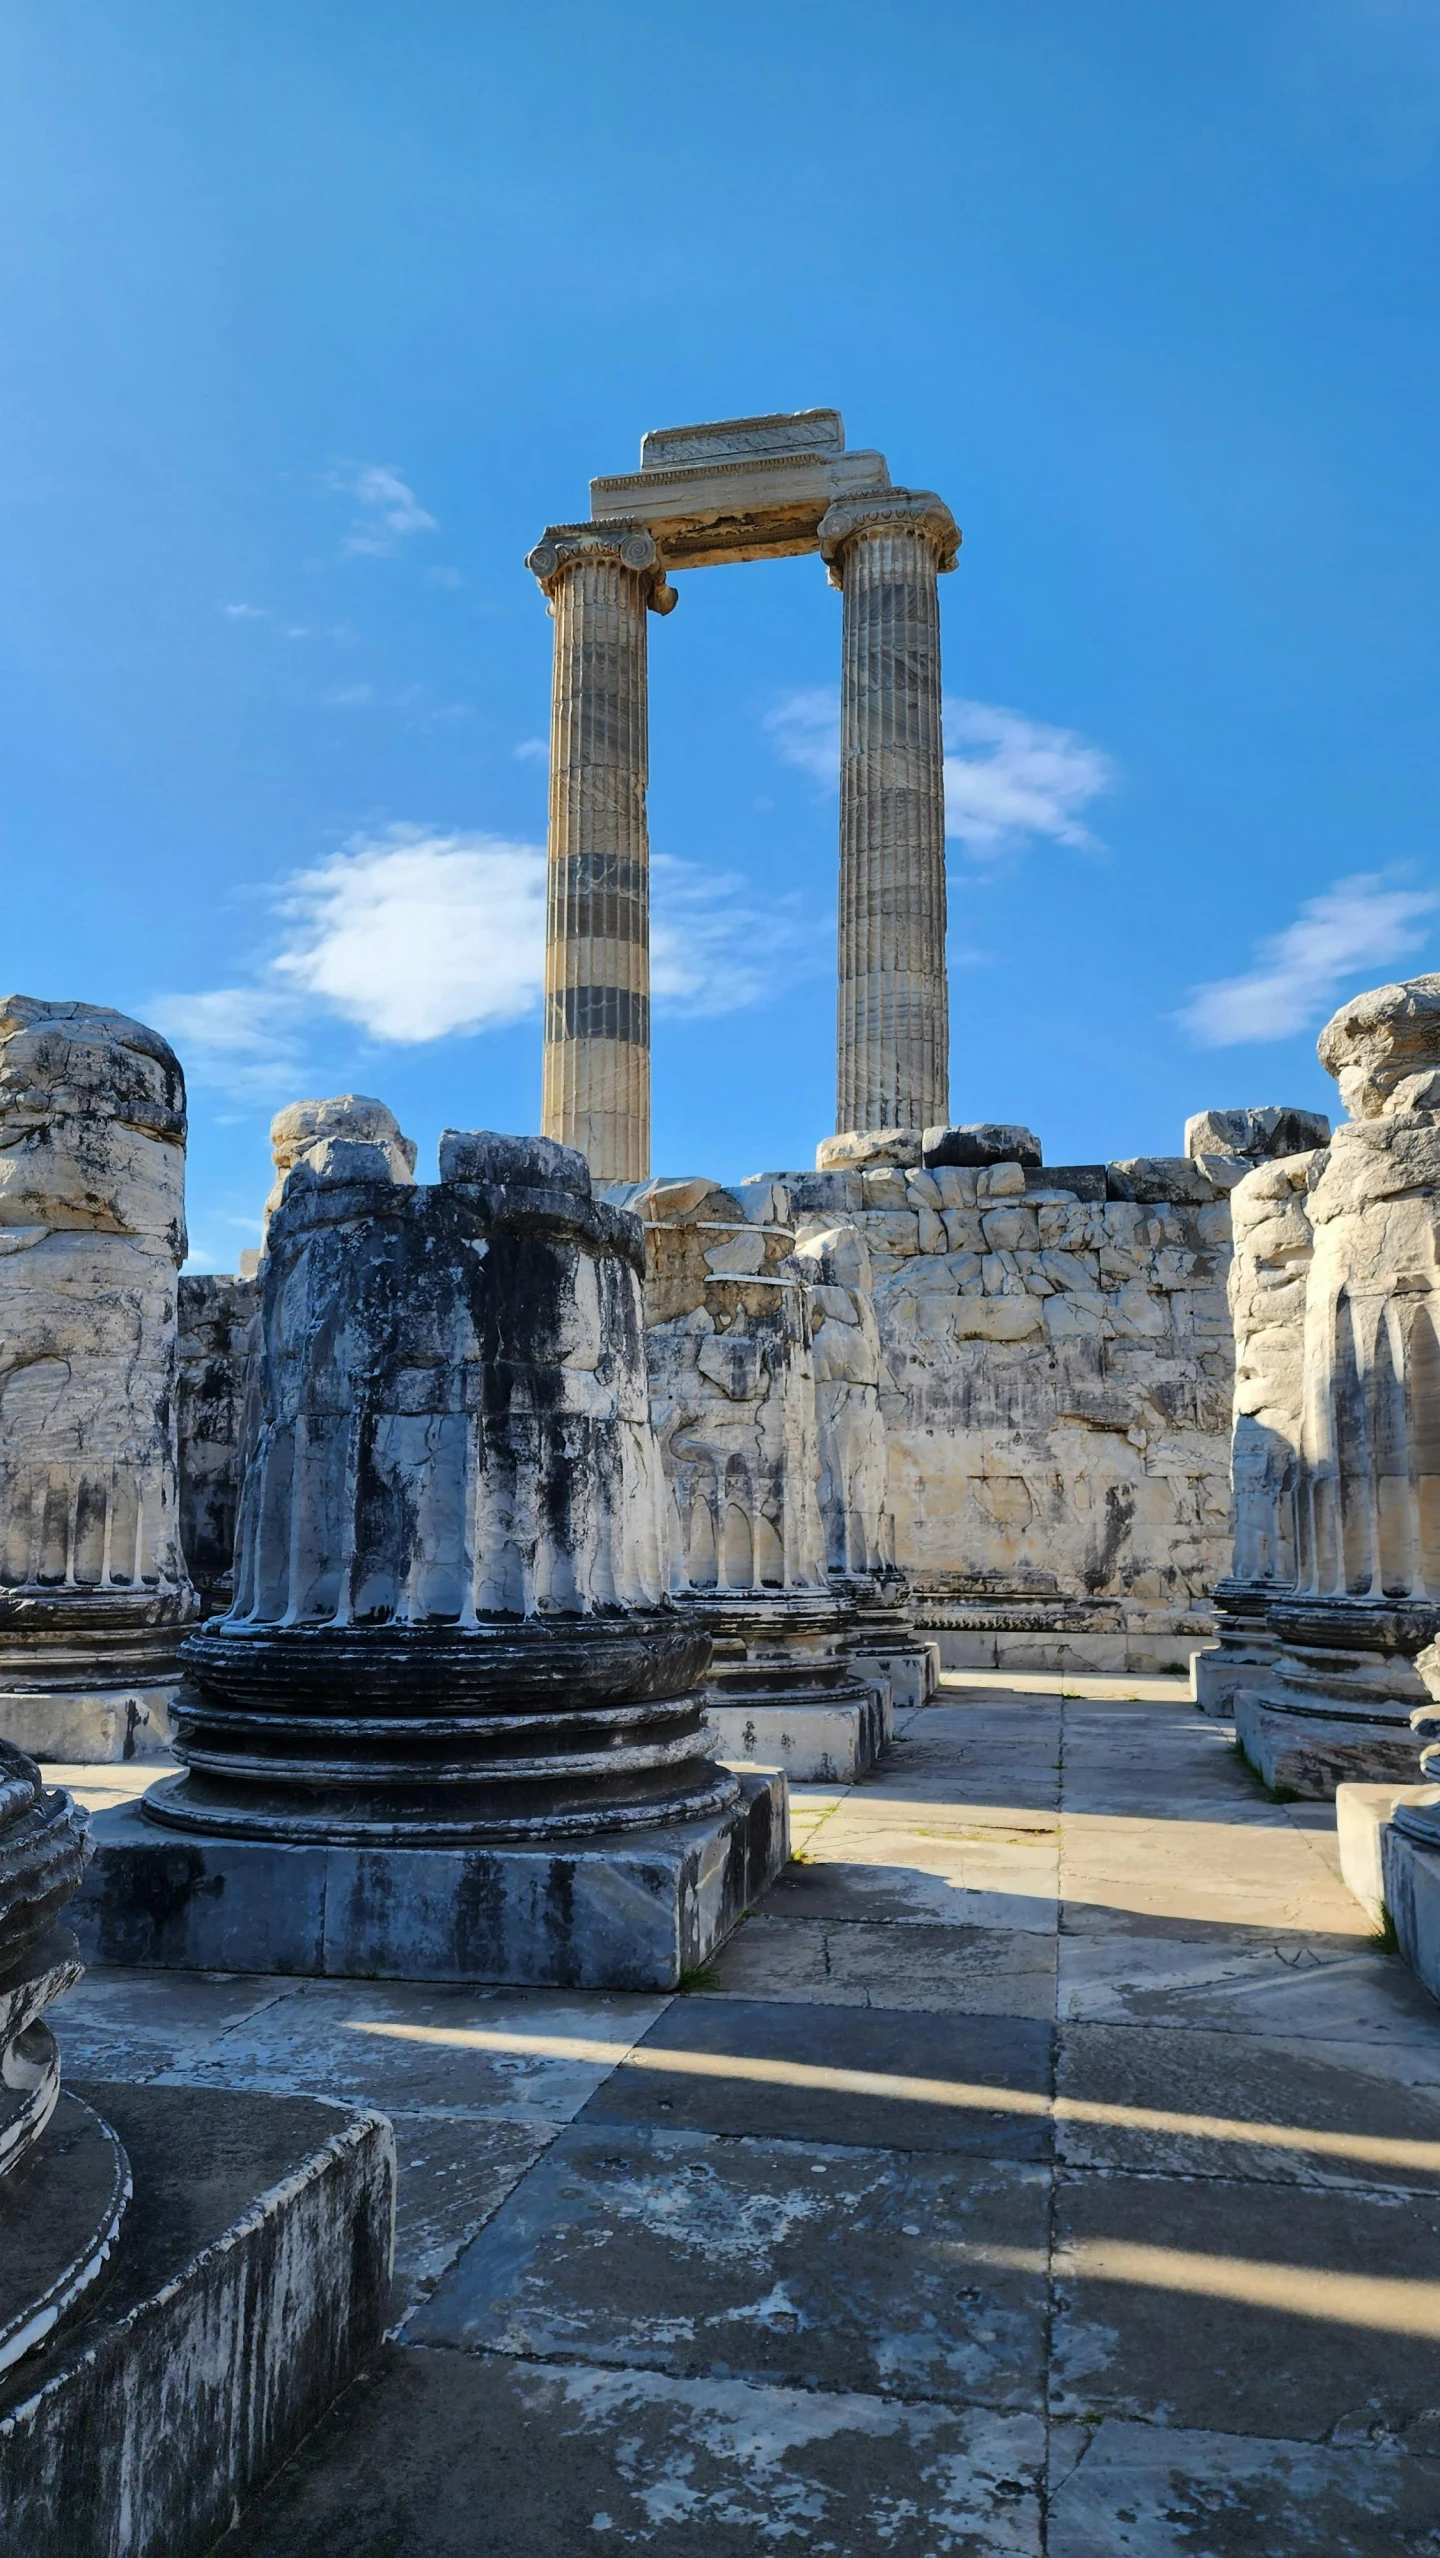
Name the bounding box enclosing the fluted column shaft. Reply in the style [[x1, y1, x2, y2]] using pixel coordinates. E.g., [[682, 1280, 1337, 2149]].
[[526, 523, 675, 1184], [821, 491, 959, 1136]]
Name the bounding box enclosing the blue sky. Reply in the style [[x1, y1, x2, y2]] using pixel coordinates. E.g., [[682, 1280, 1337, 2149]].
[[1, 2, 1437, 1267]]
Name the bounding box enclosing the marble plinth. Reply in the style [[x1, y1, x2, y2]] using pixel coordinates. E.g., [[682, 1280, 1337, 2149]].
[[709, 1689, 888, 1784], [74, 1772, 787, 1990], [1380, 1819, 1440, 2009], [1193, 1585, 1284, 1718], [0, 1683, 176, 1765], [1335, 1781, 1437, 1927], [1240, 1597, 1435, 1798], [0, 2083, 393, 2558]]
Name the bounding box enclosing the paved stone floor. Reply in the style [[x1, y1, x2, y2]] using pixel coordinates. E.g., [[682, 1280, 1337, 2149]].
[[47, 1675, 1440, 2554]]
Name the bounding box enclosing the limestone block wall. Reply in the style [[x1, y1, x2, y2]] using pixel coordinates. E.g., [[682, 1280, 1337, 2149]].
[[780, 1155, 1238, 1670]]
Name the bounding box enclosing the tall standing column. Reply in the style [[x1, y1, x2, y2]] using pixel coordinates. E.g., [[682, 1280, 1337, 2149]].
[[525, 522, 676, 1185], [819, 490, 960, 1139]]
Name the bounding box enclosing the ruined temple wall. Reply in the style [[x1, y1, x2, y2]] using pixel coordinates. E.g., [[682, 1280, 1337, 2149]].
[[779, 1157, 1238, 1672]]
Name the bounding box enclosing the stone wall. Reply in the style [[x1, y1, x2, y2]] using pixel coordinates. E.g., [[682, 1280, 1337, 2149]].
[[177, 1098, 1331, 1681], [772, 1154, 1240, 1672]]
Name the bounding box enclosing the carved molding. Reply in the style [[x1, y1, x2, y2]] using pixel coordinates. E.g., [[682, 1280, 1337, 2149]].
[[818, 488, 961, 588], [525, 519, 678, 615]]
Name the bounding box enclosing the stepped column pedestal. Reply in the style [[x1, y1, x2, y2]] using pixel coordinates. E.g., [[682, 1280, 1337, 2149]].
[[77, 1131, 784, 1987], [819, 491, 959, 1147], [526, 523, 676, 1187]]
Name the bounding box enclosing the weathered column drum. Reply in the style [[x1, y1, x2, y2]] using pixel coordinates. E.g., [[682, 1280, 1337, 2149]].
[[0, 998, 197, 1760], [144, 1132, 727, 1845], [635, 1176, 888, 1781], [0, 1738, 128, 2372], [1242, 976, 1440, 1794]]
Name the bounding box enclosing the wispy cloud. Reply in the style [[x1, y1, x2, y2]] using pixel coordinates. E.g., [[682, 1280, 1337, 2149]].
[[222, 604, 352, 643], [1177, 872, 1440, 1046], [942, 700, 1115, 859], [651, 856, 820, 1015], [321, 682, 473, 728], [147, 987, 307, 1099], [763, 690, 1116, 861], [152, 828, 819, 1097], [329, 463, 437, 559], [513, 737, 548, 764], [763, 687, 838, 787]]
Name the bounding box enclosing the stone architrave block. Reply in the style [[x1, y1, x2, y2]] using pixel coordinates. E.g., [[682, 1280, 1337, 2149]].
[[590, 409, 893, 570]]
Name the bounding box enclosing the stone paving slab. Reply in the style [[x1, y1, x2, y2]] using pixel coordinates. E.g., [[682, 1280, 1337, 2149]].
[[1046, 2417, 1440, 2557], [706, 1915, 1059, 2016], [575, 1994, 1054, 2156], [1059, 1811, 1367, 1935], [1051, 2167, 1440, 2448], [43, 1685, 1440, 2548], [385, 2111, 558, 2307], [1055, 2021, 1440, 2187], [141, 1980, 670, 2121], [408, 2121, 1050, 2408], [1058, 1932, 1440, 2040], [767, 1831, 1058, 1923], [219, 2345, 1047, 2556]]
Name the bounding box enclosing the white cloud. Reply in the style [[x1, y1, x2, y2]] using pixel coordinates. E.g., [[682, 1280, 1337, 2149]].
[[153, 826, 821, 1098], [146, 987, 306, 1098], [222, 602, 267, 620], [271, 832, 548, 1041], [1177, 872, 1440, 1046], [330, 463, 437, 559], [942, 699, 1115, 860], [513, 737, 548, 764], [763, 687, 839, 787], [763, 688, 1116, 861]]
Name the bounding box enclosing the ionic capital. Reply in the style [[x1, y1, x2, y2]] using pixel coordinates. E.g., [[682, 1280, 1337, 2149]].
[[818, 488, 961, 589], [525, 519, 678, 615]]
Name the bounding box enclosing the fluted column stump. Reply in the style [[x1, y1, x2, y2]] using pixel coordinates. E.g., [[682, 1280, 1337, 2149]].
[[820, 490, 959, 1141], [525, 522, 676, 1186], [1195, 1148, 1321, 1718]]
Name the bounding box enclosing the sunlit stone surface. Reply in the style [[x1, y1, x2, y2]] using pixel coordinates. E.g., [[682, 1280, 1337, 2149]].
[[0, 998, 197, 1761], [1242, 976, 1440, 1794], [1196, 1148, 1320, 1716]]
